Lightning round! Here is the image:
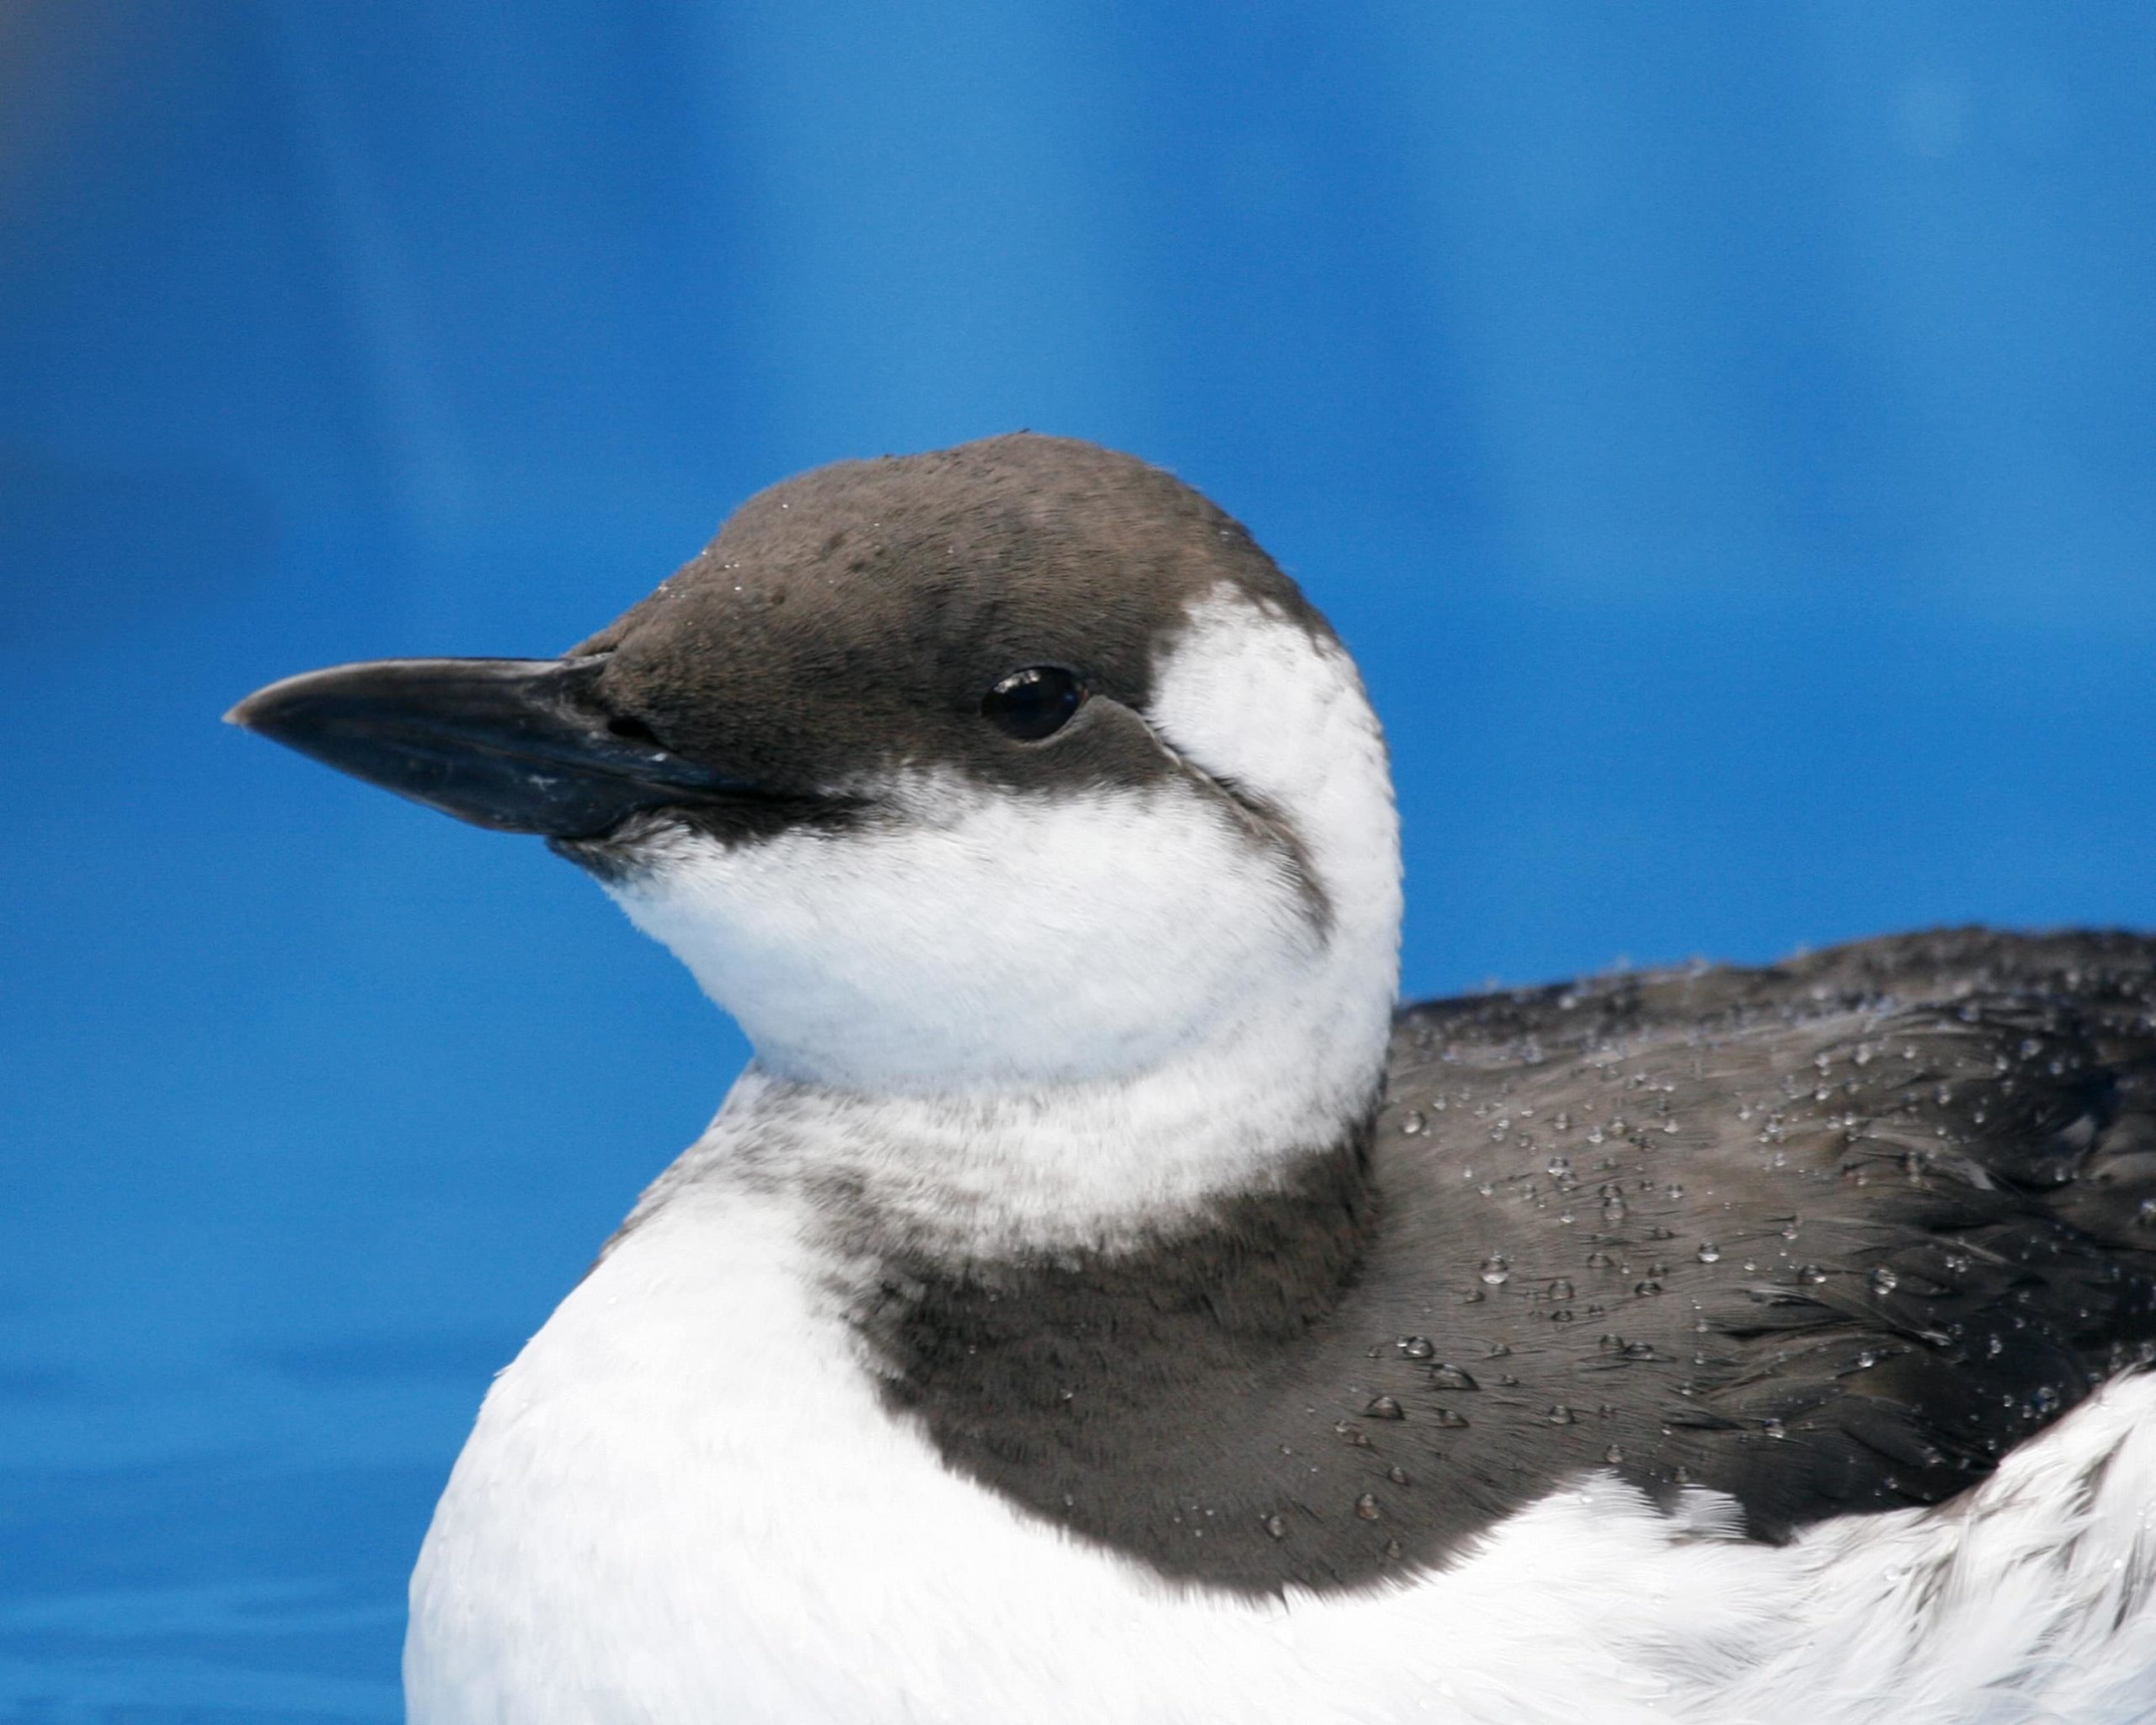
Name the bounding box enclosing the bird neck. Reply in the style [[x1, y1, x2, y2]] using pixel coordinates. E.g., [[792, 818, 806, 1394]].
[[645, 1014, 1390, 1255]]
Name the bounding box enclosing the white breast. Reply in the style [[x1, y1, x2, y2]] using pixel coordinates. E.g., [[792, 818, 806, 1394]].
[[405, 1162, 2156, 1725]]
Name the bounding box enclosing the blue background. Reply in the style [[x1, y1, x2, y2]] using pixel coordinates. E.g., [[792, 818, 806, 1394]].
[[4, 4, 2154, 1717]]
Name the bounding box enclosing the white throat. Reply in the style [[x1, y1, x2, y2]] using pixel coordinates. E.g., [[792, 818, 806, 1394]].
[[600, 592, 1402, 1242]]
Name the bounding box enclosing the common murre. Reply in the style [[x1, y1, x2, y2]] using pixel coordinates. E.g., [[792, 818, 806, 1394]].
[[229, 433, 2156, 1723]]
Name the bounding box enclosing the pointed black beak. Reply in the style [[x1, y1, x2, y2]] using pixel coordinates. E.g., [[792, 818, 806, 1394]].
[[226, 655, 755, 837]]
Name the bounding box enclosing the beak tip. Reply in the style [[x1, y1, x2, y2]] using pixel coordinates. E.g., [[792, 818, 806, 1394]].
[[226, 675, 302, 734]]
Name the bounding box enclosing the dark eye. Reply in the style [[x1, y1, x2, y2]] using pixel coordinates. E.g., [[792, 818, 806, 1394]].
[[981, 665, 1086, 741]]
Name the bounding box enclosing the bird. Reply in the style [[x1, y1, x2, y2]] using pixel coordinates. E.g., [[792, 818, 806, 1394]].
[[230, 433, 2156, 1724]]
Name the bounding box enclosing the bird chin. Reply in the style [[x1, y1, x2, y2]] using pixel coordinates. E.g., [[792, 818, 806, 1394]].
[[547, 809, 702, 884], [547, 794, 866, 883]]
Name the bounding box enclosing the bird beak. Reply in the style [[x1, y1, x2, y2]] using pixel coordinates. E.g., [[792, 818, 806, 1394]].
[[226, 655, 754, 837]]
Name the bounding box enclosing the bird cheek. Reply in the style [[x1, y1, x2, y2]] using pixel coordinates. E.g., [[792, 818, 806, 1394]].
[[597, 793, 1303, 1091]]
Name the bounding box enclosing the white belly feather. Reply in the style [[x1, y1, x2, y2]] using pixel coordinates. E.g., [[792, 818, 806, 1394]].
[[406, 1183, 2156, 1725]]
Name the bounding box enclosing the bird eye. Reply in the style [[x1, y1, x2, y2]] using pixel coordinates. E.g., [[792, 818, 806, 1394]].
[[981, 665, 1086, 741]]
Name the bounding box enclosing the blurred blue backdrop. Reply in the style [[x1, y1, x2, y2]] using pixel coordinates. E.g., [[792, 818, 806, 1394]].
[[4, 3, 2155, 1717]]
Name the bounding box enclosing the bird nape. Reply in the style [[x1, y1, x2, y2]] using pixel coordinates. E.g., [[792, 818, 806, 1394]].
[[232, 434, 2156, 1725]]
